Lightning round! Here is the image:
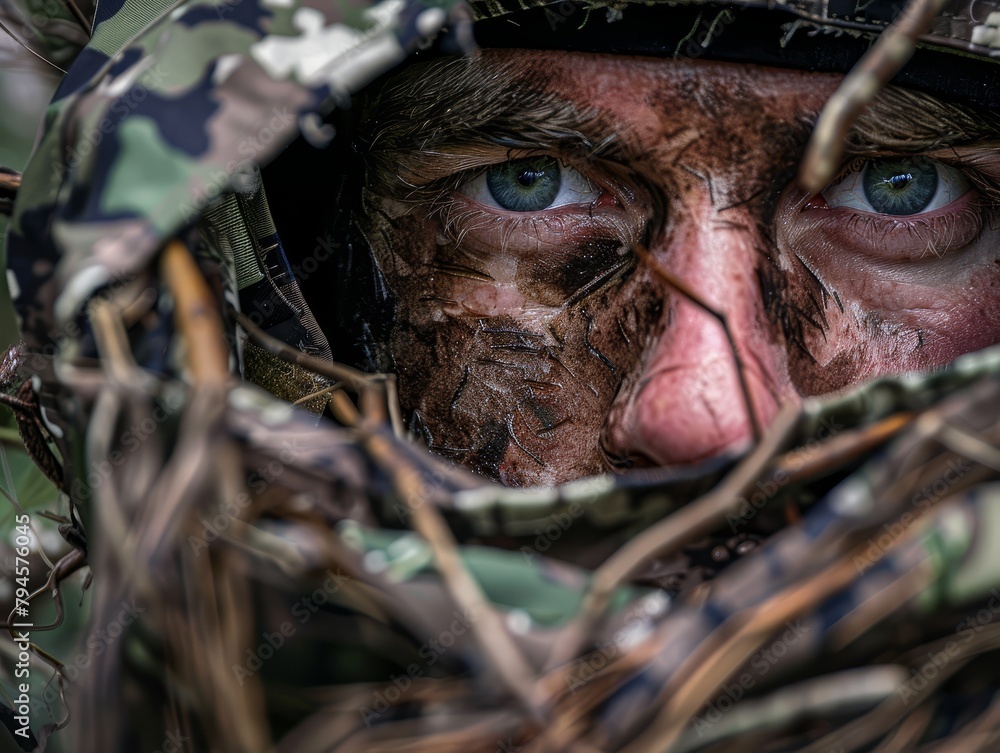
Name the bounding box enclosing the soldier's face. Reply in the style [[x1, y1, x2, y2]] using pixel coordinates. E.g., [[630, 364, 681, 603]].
[[360, 50, 1000, 486]]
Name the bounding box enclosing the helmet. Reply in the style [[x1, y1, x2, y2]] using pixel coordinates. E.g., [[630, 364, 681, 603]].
[[4, 0, 1000, 750]]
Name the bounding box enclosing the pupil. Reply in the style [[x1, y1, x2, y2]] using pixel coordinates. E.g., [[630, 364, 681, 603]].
[[486, 157, 562, 212], [862, 159, 937, 216], [517, 170, 541, 187], [887, 173, 912, 190]]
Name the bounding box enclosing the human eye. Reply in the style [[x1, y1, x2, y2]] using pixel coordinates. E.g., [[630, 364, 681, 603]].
[[796, 156, 986, 261], [426, 154, 648, 307], [458, 156, 602, 212], [817, 157, 971, 216]]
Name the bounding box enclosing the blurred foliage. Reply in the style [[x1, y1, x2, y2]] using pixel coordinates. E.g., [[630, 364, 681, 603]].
[[0, 31, 87, 753]]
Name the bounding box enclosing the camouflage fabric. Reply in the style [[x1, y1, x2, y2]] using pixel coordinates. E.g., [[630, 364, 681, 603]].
[[6, 0, 1000, 750], [468, 0, 1000, 60]]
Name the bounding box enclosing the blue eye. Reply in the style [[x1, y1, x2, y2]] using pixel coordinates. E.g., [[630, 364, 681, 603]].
[[461, 157, 601, 212], [822, 158, 970, 216], [863, 159, 937, 215], [486, 157, 562, 211]]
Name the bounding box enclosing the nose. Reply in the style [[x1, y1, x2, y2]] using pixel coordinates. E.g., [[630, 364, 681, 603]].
[[602, 197, 796, 467]]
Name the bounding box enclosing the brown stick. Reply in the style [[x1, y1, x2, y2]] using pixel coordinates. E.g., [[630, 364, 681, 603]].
[[798, 0, 949, 193], [231, 308, 371, 391], [544, 403, 799, 674], [622, 555, 924, 753], [337, 394, 543, 722], [161, 240, 230, 385], [634, 243, 762, 443]]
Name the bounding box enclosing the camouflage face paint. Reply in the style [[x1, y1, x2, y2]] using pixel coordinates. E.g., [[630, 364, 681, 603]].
[[357, 50, 1000, 486]]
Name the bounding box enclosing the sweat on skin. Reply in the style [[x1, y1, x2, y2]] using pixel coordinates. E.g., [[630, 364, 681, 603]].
[[356, 49, 1000, 486]]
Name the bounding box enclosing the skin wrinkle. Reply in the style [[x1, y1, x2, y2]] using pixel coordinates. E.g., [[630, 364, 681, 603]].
[[355, 49, 1000, 486]]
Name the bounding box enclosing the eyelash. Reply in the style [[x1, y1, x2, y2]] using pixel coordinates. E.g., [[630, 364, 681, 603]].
[[843, 201, 984, 248], [436, 196, 536, 250], [830, 154, 1000, 205], [414, 150, 999, 264], [433, 191, 641, 259], [422, 157, 636, 250], [794, 155, 1000, 260]]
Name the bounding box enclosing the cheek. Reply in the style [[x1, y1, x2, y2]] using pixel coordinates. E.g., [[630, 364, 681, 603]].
[[775, 203, 1000, 395], [368, 208, 664, 485], [904, 265, 1000, 363]]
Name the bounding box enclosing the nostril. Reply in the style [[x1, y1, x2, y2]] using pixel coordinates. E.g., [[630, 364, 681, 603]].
[[598, 435, 660, 472], [598, 436, 635, 470]]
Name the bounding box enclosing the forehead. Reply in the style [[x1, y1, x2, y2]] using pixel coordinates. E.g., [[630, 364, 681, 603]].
[[476, 49, 842, 126], [436, 49, 844, 180], [462, 50, 843, 203], [366, 49, 989, 207], [490, 48, 840, 100]]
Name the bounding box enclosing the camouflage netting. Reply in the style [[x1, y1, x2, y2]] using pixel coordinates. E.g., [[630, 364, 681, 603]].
[[5, 0, 1000, 750]]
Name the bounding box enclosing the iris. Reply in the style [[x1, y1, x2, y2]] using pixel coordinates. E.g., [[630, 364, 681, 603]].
[[486, 157, 561, 211], [863, 159, 938, 215]]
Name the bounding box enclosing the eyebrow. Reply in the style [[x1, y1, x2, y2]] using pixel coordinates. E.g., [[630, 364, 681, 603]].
[[361, 53, 1000, 184], [847, 86, 1000, 155], [361, 53, 623, 190]]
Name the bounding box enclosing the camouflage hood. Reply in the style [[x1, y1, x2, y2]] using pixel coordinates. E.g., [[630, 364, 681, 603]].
[[6, 0, 474, 417], [9, 0, 1000, 399], [7, 0, 1000, 752]]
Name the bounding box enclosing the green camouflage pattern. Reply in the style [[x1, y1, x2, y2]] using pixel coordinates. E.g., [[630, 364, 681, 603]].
[[6, 0, 1000, 749]]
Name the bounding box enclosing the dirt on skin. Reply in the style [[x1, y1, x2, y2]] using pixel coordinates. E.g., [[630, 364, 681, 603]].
[[357, 50, 1000, 485]]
